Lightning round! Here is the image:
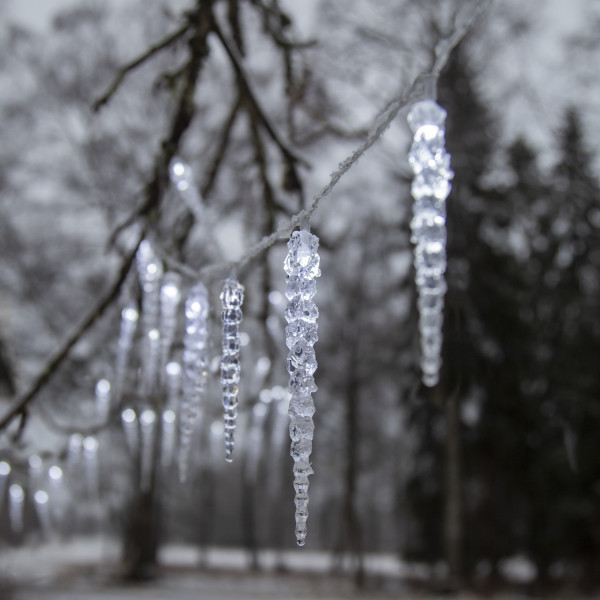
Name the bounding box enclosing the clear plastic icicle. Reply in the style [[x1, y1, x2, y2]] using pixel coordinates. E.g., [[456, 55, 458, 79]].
[[178, 282, 209, 482], [220, 277, 244, 462], [407, 99, 454, 387], [136, 240, 164, 396], [159, 273, 182, 377], [8, 484, 25, 534], [284, 229, 321, 547]]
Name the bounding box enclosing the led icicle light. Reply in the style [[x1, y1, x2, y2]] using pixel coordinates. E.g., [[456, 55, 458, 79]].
[[284, 229, 321, 546], [407, 99, 453, 387], [178, 282, 209, 483], [220, 276, 244, 462]]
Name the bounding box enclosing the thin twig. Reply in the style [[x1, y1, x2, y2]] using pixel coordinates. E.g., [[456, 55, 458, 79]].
[[213, 20, 310, 170], [201, 94, 242, 199], [0, 233, 144, 430], [93, 23, 191, 112]]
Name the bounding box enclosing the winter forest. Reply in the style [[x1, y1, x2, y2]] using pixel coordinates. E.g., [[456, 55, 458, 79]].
[[0, 0, 599, 598]]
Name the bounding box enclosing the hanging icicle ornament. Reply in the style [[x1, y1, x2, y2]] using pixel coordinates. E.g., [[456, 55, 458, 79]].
[[407, 99, 453, 387], [220, 276, 244, 463], [114, 303, 138, 398], [159, 273, 182, 377], [284, 228, 321, 546], [178, 282, 209, 482]]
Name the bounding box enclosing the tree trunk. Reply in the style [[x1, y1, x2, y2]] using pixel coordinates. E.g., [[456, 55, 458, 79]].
[[443, 391, 463, 586], [123, 486, 160, 580]]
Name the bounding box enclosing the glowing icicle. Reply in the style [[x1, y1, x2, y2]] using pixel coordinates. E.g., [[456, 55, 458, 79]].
[[67, 433, 83, 477], [8, 484, 24, 534], [143, 328, 161, 396], [407, 99, 453, 387], [95, 379, 111, 422], [140, 409, 157, 491], [178, 282, 209, 483], [137, 241, 164, 395], [244, 400, 269, 484], [220, 277, 244, 462], [34, 490, 51, 534], [0, 461, 11, 512], [169, 157, 204, 221], [165, 361, 182, 411], [160, 273, 182, 376], [115, 303, 138, 398], [28, 454, 43, 490], [136, 240, 164, 335], [121, 408, 139, 456], [83, 437, 99, 498], [284, 229, 320, 546], [160, 409, 177, 468]]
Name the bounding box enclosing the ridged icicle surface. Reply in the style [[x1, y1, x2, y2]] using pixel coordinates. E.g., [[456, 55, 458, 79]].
[[407, 99, 454, 387], [178, 282, 209, 482], [284, 229, 320, 546], [220, 277, 244, 463]]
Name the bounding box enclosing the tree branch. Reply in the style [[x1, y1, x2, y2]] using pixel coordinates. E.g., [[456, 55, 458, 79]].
[[201, 94, 242, 199], [93, 22, 191, 112], [213, 20, 310, 170], [0, 233, 144, 430]]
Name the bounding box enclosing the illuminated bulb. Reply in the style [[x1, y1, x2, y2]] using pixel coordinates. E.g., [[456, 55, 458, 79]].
[[48, 465, 63, 481]]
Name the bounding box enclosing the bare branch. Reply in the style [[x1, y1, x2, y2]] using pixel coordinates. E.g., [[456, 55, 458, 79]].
[[93, 23, 191, 112], [0, 233, 145, 430], [201, 94, 242, 199], [213, 20, 310, 170]]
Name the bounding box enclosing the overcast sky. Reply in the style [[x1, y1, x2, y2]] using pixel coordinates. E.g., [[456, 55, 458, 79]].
[[5, 0, 598, 172]]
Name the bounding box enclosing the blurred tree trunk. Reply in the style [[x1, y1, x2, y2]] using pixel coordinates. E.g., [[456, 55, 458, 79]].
[[122, 423, 161, 580], [123, 485, 160, 580], [443, 390, 463, 585]]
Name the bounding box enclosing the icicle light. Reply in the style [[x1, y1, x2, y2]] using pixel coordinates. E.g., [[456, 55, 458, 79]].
[[178, 282, 209, 482], [407, 99, 453, 387], [220, 277, 244, 462], [284, 229, 321, 546]]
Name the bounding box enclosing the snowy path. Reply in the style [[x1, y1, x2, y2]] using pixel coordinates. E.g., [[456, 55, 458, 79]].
[[2, 538, 543, 599]]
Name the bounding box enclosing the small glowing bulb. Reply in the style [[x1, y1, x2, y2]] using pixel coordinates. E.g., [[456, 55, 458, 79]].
[[253, 403, 268, 418], [9, 484, 24, 500], [122, 305, 139, 323], [140, 409, 156, 426], [28, 455, 42, 470], [172, 162, 185, 177], [210, 421, 224, 437], [83, 437, 99, 453], [48, 466, 63, 481], [268, 291, 283, 305], [259, 388, 273, 404], [34, 490, 49, 505], [166, 362, 181, 377], [162, 409, 176, 425], [148, 329, 160, 341], [240, 332, 250, 347], [256, 356, 271, 376], [177, 180, 190, 192], [95, 379, 111, 396], [69, 433, 83, 451], [122, 408, 136, 424], [0, 461, 11, 476]]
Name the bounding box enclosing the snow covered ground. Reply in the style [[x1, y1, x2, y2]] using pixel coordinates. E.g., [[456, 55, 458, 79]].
[[0, 538, 554, 600]]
